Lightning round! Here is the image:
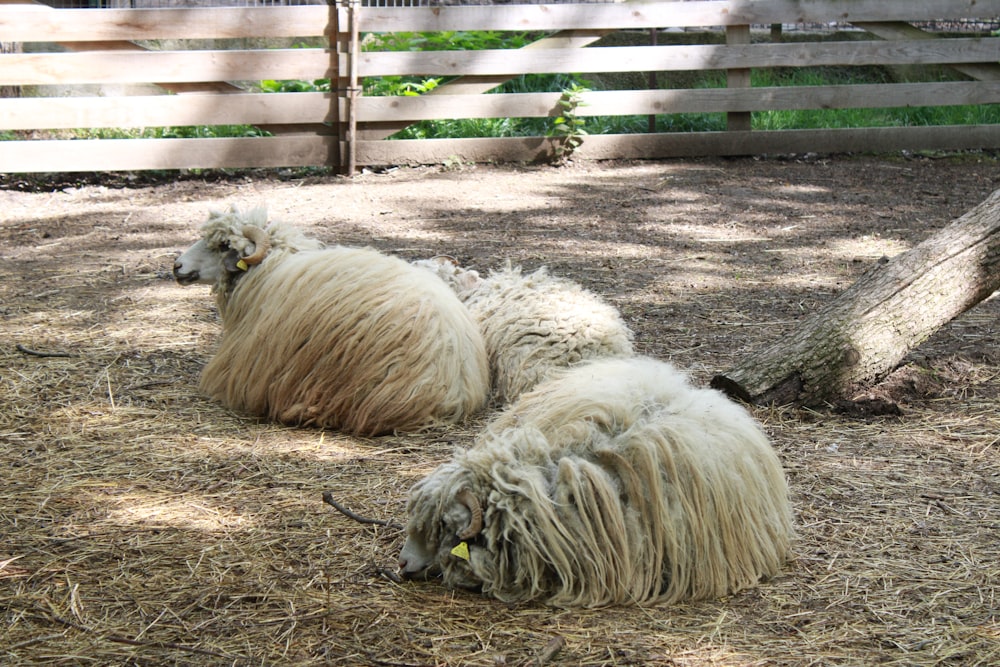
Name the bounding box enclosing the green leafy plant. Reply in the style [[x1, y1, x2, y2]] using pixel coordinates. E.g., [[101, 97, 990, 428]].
[[548, 83, 590, 164], [364, 75, 441, 97], [365, 30, 535, 53], [155, 125, 269, 139], [260, 78, 331, 93], [52, 125, 269, 140]]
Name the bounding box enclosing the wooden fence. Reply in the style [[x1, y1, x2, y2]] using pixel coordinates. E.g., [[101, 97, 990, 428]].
[[1, 0, 999, 174]]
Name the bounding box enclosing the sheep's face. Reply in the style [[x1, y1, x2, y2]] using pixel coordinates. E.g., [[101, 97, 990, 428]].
[[173, 209, 272, 287], [399, 467, 488, 591], [173, 238, 223, 286]]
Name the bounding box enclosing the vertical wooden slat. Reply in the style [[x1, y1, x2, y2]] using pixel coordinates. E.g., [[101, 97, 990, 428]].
[[326, 1, 343, 171], [726, 24, 752, 132], [647, 27, 658, 133], [345, 0, 360, 176]]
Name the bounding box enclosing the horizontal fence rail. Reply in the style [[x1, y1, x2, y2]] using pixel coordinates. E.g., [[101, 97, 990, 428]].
[[3, 1, 995, 41], [8, 38, 1000, 86], [9, 81, 1000, 131], [1, 0, 999, 173]]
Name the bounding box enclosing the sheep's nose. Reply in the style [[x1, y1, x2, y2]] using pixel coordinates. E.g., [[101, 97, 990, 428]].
[[398, 557, 424, 579], [172, 262, 199, 285]]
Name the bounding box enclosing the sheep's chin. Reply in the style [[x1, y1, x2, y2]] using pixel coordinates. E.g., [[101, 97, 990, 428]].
[[399, 567, 441, 582]]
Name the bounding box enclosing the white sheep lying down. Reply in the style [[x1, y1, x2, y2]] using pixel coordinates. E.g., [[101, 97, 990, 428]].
[[173, 205, 490, 436], [414, 257, 634, 405], [399, 356, 794, 607]]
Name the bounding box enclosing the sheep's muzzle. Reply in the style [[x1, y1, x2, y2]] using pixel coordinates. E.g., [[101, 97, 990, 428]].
[[172, 261, 199, 285]]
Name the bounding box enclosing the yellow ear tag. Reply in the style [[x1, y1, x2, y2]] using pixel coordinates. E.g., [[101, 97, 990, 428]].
[[450, 541, 470, 561], [236, 259, 249, 271]]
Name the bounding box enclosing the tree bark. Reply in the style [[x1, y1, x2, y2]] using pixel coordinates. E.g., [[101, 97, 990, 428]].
[[711, 187, 1000, 407]]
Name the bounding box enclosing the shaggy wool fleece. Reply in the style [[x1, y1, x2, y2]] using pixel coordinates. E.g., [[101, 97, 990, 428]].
[[401, 356, 794, 607], [414, 258, 634, 405], [186, 209, 490, 436]]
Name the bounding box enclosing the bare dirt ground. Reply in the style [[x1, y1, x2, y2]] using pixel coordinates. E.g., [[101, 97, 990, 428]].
[[1, 154, 998, 666]]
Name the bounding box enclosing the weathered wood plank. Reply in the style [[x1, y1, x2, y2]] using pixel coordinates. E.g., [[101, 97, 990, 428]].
[[5, 37, 997, 87], [0, 92, 335, 130], [3, 1, 998, 42], [360, 82, 1000, 122], [359, 1, 1000, 34], [3, 80, 999, 131], [6, 81, 997, 131], [5, 125, 994, 173], [0, 49, 338, 86], [584, 125, 1000, 159], [0, 135, 338, 172], [0, 6, 336, 42], [357, 39, 1000, 78], [355, 125, 1000, 164]]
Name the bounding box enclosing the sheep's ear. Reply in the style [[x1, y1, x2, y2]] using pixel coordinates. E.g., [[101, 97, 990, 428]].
[[222, 249, 244, 273], [456, 269, 482, 292]]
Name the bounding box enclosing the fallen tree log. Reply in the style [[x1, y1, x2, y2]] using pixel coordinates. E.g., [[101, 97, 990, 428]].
[[711, 187, 1000, 407]]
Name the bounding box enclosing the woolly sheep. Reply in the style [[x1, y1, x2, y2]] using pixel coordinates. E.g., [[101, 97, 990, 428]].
[[173, 205, 490, 436], [414, 257, 634, 404], [398, 356, 794, 607]]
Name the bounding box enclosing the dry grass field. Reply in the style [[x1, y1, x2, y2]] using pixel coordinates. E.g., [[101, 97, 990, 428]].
[[1, 154, 998, 665]]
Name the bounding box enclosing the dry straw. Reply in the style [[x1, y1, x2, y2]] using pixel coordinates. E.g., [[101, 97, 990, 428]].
[[2, 162, 998, 665]]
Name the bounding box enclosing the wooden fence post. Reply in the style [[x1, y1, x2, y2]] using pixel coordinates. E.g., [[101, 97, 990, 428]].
[[325, 1, 343, 172], [726, 24, 751, 132], [647, 27, 658, 133], [345, 0, 360, 176]]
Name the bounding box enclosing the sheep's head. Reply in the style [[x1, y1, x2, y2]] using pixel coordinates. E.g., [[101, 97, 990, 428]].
[[398, 467, 487, 590], [173, 206, 272, 287], [412, 255, 483, 296]]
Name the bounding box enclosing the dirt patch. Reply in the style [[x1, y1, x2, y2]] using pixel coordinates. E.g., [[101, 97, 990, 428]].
[[2, 154, 998, 665]]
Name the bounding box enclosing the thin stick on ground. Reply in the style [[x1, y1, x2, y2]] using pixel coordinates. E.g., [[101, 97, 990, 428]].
[[321, 491, 404, 530], [16, 343, 76, 358]]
